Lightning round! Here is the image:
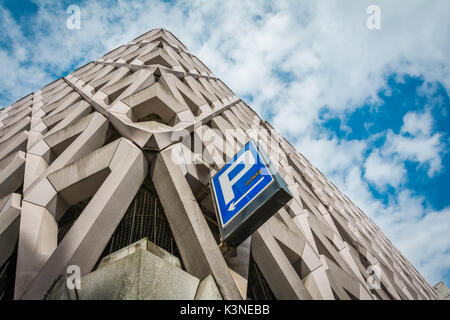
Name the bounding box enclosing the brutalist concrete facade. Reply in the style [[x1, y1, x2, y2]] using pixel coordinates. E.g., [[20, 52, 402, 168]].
[[433, 281, 450, 300], [0, 28, 438, 300]]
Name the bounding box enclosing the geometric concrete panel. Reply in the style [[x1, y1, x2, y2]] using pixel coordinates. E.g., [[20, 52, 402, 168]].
[[252, 223, 313, 300], [0, 130, 28, 162], [14, 201, 57, 300], [97, 238, 182, 269], [195, 274, 223, 300], [20, 138, 148, 299], [0, 151, 26, 198], [0, 193, 21, 267]]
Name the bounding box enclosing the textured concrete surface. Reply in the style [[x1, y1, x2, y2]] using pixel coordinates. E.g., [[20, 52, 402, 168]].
[[79, 245, 199, 300], [98, 237, 182, 269], [45, 275, 78, 300], [0, 193, 21, 267], [46, 239, 223, 300], [433, 281, 450, 300], [195, 275, 223, 300]]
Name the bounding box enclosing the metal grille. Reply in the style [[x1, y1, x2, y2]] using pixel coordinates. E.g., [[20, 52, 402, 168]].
[[247, 254, 275, 300], [0, 248, 17, 300], [96, 181, 181, 268]]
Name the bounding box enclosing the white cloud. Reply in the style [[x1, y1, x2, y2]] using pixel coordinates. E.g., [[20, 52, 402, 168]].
[[382, 110, 445, 177], [385, 132, 443, 176], [364, 150, 406, 189], [295, 135, 366, 175], [401, 110, 433, 136]]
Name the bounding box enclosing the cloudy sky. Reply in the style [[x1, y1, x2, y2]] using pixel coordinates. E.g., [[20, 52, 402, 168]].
[[0, 0, 449, 287]]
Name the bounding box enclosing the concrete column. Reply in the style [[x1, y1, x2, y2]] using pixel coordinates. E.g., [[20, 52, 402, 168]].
[[0, 193, 21, 267], [252, 223, 312, 300], [150, 143, 242, 300]]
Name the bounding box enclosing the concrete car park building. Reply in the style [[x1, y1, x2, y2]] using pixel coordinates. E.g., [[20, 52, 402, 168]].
[[433, 282, 450, 300], [0, 28, 439, 300]]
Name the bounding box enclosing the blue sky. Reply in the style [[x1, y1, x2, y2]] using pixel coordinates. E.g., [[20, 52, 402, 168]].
[[0, 0, 449, 286]]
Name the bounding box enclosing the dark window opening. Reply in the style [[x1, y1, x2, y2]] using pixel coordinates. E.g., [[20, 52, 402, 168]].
[[205, 215, 221, 245], [57, 197, 92, 244], [380, 281, 395, 300], [94, 177, 182, 269], [0, 246, 17, 300], [331, 288, 340, 300], [343, 288, 358, 300], [247, 254, 276, 300]]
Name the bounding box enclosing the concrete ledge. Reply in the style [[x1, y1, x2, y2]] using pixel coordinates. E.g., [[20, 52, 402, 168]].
[[98, 237, 181, 269], [79, 248, 199, 300]]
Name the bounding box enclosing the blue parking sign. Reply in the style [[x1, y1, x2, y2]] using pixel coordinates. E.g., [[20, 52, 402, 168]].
[[211, 140, 292, 247]]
